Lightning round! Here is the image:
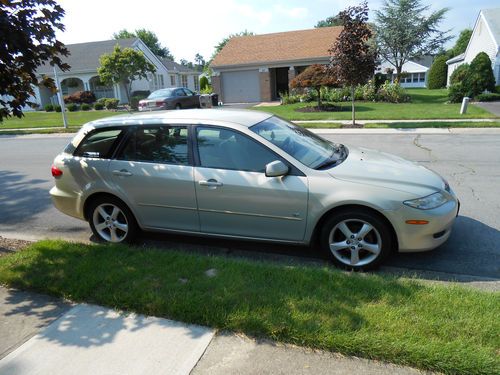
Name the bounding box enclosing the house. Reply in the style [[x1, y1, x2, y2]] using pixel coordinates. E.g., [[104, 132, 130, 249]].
[[32, 38, 200, 108], [376, 56, 434, 88], [446, 8, 500, 85], [210, 27, 341, 103], [210, 26, 433, 103]]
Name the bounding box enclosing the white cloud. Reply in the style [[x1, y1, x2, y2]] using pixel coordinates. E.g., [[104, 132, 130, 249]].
[[273, 4, 308, 19]]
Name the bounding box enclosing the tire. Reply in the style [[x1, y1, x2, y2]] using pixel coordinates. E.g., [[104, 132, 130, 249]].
[[88, 196, 138, 243], [319, 208, 392, 271], [175, 103, 181, 110]]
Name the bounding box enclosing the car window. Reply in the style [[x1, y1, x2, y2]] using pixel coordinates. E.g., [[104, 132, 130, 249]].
[[175, 89, 185, 97], [196, 127, 277, 172], [183, 88, 194, 96], [118, 126, 189, 165], [74, 129, 123, 158], [148, 89, 174, 99]]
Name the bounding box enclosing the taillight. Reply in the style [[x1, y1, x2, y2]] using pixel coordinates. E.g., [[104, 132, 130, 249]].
[[51, 165, 63, 177], [155, 101, 164, 106]]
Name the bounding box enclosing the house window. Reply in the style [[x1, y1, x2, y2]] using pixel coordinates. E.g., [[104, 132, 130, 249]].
[[412, 73, 418, 83], [180, 75, 188, 88], [152, 74, 164, 90], [419, 73, 426, 82], [170, 75, 176, 86], [194, 76, 199, 91]]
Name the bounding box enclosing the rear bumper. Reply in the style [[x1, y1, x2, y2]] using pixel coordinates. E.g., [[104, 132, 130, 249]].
[[386, 199, 459, 252], [50, 186, 85, 220]]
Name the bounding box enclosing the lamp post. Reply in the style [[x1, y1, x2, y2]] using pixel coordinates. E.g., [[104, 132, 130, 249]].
[[53, 65, 68, 129]]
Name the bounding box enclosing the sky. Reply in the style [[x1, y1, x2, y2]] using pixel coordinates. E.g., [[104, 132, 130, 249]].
[[55, 0, 499, 63]]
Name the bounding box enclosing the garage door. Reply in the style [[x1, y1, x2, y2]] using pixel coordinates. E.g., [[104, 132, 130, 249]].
[[221, 70, 260, 103]]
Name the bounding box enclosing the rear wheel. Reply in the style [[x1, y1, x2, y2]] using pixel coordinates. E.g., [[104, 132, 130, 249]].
[[175, 103, 181, 110], [88, 197, 138, 243], [320, 208, 392, 271]]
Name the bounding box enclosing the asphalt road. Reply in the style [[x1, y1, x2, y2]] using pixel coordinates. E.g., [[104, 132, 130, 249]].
[[0, 131, 499, 279]]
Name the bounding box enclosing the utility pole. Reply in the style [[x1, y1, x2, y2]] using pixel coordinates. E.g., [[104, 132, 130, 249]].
[[53, 65, 68, 129]]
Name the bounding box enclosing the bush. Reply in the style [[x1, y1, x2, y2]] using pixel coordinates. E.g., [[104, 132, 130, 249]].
[[449, 64, 470, 85], [54, 105, 62, 112], [361, 81, 377, 101], [94, 102, 104, 110], [373, 73, 387, 91], [81, 103, 91, 111], [280, 92, 300, 105], [378, 81, 411, 103], [427, 55, 448, 89], [463, 52, 496, 97], [104, 98, 119, 110], [476, 93, 500, 102], [447, 83, 467, 103], [199, 76, 210, 91], [66, 103, 78, 112], [354, 85, 364, 100], [97, 97, 108, 105], [130, 95, 147, 110], [299, 88, 318, 103], [495, 85, 500, 94], [63, 90, 96, 104], [44, 104, 54, 112]]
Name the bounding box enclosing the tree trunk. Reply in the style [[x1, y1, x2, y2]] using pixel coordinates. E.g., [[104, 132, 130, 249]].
[[395, 65, 403, 84], [123, 81, 131, 105], [351, 86, 355, 126], [317, 88, 321, 109]]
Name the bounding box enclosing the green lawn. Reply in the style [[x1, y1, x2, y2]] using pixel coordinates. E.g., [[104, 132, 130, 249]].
[[253, 89, 497, 120], [1, 240, 498, 375], [0, 110, 120, 129], [298, 121, 500, 129]]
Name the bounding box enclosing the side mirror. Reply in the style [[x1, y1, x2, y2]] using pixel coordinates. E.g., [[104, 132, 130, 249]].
[[265, 160, 289, 177]]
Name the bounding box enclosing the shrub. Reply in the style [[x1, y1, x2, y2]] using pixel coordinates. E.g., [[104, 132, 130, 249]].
[[97, 97, 108, 105], [44, 104, 54, 112], [199, 76, 210, 91], [361, 80, 377, 101], [447, 83, 467, 103], [63, 90, 96, 104], [130, 95, 147, 110], [81, 103, 91, 111], [94, 102, 104, 110], [449, 64, 470, 85], [280, 92, 300, 105], [463, 52, 496, 97], [354, 85, 364, 100], [200, 86, 212, 94], [378, 81, 411, 103], [373, 73, 387, 90], [104, 98, 119, 110], [495, 85, 500, 94], [66, 103, 78, 112], [299, 88, 318, 103], [54, 105, 62, 112], [427, 55, 448, 89], [476, 93, 500, 102]]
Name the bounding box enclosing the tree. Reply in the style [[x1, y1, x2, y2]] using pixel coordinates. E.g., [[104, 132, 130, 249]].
[[194, 53, 206, 71], [0, 0, 69, 122], [113, 28, 174, 60], [448, 29, 472, 58], [98, 45, 156, 104], [315, 15, 342, 28], [463, 52, 496, 97], [375, 0, 451, 81], [290, 65, 338, 108], [427, 55, 448, 89], [199, 76, 210, 91], [329, 1, 376, 126], [449, 63, 470, 85], [211, 30, 254, 60]]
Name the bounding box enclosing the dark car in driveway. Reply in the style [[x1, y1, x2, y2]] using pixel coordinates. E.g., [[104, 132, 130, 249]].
[[138, 87, 200, 111]]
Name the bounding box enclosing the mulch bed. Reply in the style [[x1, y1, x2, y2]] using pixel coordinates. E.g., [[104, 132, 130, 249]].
[[0, 236, 32, 258], [295, 105, 342, 113], [340, 123, 365, 128]]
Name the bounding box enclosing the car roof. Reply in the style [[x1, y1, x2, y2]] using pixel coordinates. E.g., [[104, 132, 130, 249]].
[[87, 108, 274, 128]]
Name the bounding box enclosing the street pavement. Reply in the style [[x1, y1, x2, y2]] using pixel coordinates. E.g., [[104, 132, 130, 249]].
[[0, 131, 498, 279]]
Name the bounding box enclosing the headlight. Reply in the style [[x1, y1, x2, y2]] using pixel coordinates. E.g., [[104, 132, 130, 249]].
[[403, 192, 449, 210]]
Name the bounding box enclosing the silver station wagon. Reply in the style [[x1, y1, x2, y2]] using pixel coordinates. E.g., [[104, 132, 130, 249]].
[[51, 109, 459, 270]]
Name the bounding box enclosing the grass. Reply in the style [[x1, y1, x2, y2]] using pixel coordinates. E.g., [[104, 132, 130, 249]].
[[0, 240, 498, 375], [295, 121, 500, 129], [253, 89, 497, 120], [0, 110, 120, 129]]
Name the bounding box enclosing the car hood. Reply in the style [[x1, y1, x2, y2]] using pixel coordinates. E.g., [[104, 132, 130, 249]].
[[329, 146, 445, 197]]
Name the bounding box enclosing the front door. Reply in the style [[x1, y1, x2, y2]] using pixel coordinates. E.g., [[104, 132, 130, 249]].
[[109, 125, 199, 231], [193, 126, 308, 241]]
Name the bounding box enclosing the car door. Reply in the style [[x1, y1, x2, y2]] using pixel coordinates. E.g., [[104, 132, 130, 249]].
[[108, 125, 199, 231], [174, 88, 187, 108], [193, 126, 309, 241], [183, 88, 198, 108]]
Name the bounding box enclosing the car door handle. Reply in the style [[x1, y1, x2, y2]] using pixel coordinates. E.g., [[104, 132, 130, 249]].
[[199, 179, 223, 187], [112, 169, 133, 177]]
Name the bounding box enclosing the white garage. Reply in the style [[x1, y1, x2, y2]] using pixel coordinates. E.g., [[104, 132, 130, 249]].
[[221, 70, 261, 103]]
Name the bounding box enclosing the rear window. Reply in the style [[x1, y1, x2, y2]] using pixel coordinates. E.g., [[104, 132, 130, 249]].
[[74, 128, 123, 158]]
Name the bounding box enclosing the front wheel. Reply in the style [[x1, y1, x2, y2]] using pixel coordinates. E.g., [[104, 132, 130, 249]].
[[320, 209, 393, 271], [88, 197, 138, 243]]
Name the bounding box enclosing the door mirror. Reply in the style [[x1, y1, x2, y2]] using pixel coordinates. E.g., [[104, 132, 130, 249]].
[[265, 160, 289, 177]]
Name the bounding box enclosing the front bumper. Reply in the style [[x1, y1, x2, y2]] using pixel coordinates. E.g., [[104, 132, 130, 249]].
[[386, 198, 459, 252]]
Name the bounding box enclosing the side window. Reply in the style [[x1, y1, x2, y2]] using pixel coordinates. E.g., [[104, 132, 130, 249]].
[[74, 129, 123, 158], [118, 126, 189, 165], [183, 88, 194, 96], [196, 127, 277, 172], [175, 89, 185, 97]]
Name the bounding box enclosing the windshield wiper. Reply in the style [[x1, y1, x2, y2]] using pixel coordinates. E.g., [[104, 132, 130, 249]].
[[315, 144, 347, 170]]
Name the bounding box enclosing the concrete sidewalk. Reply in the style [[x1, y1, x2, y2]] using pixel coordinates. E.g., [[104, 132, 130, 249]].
[[0, 287, 428, 375]]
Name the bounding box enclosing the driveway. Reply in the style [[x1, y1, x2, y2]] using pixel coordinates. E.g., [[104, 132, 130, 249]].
[[474, 101, 500, 116], [0, 131, 498, 279]]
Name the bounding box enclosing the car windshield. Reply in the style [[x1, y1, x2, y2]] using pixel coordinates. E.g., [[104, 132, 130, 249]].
[[250, 116, 347, 169], [148, 89, 174, 99]]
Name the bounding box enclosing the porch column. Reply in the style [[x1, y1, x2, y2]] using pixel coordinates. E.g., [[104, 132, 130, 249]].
[[259, 67, 271, 102], [288, 66, 296, 89], [83, 79, 90, 91]]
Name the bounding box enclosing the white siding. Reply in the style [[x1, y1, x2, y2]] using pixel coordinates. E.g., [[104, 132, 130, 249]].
[[464, 15, 498, 65]]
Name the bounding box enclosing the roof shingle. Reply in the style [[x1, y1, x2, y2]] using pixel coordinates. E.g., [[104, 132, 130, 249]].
[[211, 27, 342, 68]]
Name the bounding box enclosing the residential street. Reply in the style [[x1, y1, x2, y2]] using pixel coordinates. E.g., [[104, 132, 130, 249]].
[[0, 130, 498, 279]]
